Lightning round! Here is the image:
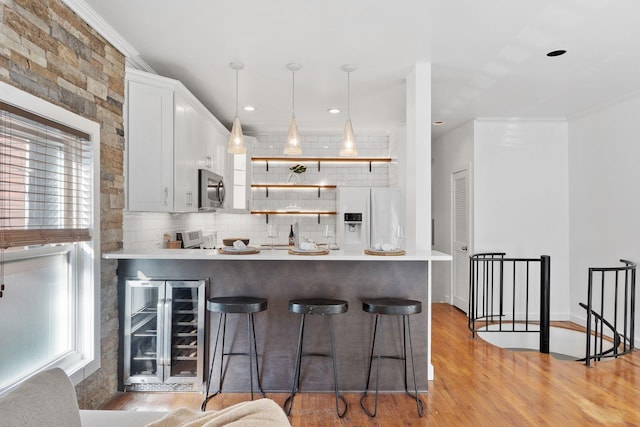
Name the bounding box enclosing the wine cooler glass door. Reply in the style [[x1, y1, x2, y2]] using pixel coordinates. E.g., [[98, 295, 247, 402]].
[[164, 280, 205, 384], [124, 280, 165, 385]]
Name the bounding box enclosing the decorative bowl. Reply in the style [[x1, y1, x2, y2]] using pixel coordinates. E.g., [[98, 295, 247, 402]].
[[223, 238, 250, 247]]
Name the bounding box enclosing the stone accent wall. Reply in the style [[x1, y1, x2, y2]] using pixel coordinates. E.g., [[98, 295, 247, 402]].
[[0, 0, 125, 409]]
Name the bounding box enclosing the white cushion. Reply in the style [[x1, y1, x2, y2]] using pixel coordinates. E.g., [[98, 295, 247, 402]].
[[0, 368, 82, 427], [80, 410, 166, 427]]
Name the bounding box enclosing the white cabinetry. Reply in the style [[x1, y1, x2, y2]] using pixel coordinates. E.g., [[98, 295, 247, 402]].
[[173, 92, 197, 211], [126, 69, 229, 212], [127, 77, 174, 212]]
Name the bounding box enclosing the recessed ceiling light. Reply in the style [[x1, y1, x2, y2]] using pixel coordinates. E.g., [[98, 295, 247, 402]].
[[432, 120, 445, 126], [546, 50, 567, 57], [243, 105, 255, 111], [327, 108, 341, 114]]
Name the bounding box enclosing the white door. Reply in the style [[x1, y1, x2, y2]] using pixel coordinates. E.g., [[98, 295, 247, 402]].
[[452, 169, 470, 312]]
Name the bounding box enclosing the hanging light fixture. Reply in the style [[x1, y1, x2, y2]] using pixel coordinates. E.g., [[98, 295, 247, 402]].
[[284, 63, 302, 155], [340, 64, 358, 156], [227, 62, 245, 154]]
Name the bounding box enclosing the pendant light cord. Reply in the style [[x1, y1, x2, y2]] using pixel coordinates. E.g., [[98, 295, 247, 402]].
[[347, 71, 351, 119], [235, 69, 239, 118], [291, 70, 296, 116]]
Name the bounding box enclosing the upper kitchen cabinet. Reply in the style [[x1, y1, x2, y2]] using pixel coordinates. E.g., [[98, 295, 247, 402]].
[[126, 69, 229, 212]]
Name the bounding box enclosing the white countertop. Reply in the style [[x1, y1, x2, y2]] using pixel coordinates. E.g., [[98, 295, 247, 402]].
[[102, 247, 452, 261]]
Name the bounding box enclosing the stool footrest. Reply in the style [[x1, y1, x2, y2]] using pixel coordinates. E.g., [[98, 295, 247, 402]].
[[224, 351, 257, 357], [368, 354, 405, 362], [301, 351, 333, 358]]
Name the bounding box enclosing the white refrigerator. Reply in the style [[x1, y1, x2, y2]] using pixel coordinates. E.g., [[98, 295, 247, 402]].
[[337, 187, 402, 251]]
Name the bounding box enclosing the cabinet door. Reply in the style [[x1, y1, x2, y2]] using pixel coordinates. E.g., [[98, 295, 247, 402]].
[[164, 280, 206, 385], [196, 110, 214, 171], [124, 280, 166, 385], [173, 93, 198, 212], [201, 116, 228, 177], [127, 80, 174, 211]]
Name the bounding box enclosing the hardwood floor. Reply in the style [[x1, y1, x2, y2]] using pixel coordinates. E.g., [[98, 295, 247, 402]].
[[103, 304, 640, 426]]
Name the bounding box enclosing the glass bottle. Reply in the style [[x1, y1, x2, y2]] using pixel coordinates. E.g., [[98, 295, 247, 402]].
[[289, 224, 295, 246]]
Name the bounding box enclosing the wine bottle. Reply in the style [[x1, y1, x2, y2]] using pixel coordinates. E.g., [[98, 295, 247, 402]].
[[289, 224, 295, 246]]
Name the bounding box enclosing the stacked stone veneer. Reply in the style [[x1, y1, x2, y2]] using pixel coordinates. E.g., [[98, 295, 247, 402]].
[[0, 0, 125, 409]]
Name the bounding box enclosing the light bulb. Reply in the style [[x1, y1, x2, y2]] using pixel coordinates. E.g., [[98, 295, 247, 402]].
[[340, 118, 357, 156], [284, 115, 302, 155], [227, 116, 245, 154]]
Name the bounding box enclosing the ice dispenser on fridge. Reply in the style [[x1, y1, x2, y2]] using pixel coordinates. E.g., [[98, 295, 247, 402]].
[[337, 187, 402, 251], [337, 187, 370, 251]]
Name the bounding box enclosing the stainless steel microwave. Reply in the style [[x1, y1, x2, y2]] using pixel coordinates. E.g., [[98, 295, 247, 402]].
[[198, 169, 225, 211]]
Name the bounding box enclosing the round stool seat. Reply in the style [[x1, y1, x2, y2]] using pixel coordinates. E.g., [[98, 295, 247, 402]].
[[207, 296, 267, 313], [289, 298, 349, 315], [362, 298, 422, 316]]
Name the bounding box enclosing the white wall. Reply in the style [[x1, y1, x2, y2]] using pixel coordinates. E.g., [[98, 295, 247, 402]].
[[474, 120, 570, 319], [568, 95, 640, 336], [431, 121, 474, 303]]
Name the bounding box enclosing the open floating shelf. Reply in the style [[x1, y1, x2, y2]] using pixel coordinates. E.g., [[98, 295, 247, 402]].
[[251, 210, 337, 224], [251, 184, 337, 198], [251, 157, 392, 172]]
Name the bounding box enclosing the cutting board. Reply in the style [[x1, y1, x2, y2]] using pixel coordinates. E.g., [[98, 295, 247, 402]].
[[218, 247, 261, 255], [364, 248, 406, 256], [288, 248, 330, 256]]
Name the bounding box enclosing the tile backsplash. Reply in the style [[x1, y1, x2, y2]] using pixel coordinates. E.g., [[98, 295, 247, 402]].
[[123, 133, 394, 250]]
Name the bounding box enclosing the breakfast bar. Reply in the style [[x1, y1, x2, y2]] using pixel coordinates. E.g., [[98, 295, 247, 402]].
[[105, 249, 451, 392]]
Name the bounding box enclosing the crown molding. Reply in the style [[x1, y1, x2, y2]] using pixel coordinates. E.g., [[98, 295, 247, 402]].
[[61, 0, 155, 73]]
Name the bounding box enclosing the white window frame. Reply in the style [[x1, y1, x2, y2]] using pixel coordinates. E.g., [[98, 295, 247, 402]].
[[0, 81, 101, 388]]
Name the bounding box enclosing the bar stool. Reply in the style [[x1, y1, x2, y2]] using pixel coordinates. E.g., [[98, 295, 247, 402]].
[[201, 296, 267, 411], [360, 297, 425, 417], [283, 298, 349, 418]]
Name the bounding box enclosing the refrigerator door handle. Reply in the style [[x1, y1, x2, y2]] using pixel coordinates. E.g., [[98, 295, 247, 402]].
[[164, 298, 172, 367], [157, 298, 165, 367]]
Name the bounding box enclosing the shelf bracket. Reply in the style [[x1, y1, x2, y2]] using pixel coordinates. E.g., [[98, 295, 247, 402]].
[[317, 214, 321, 224], [369, 161, 372, 172], [265, 214, 269, 224], [266, 186, 269, 198], [265, 160, 269, 172], [317, 187, 321, 198], [317, 161, 321, 172]]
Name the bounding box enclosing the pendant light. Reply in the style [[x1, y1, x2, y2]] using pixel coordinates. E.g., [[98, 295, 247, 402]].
[[227, 62, 245, 154], [284, 63, 302, 155], [340, 64, 358, 156]]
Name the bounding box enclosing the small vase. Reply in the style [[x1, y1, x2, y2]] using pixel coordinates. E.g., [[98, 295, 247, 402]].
[[287, 172, 300, 184]]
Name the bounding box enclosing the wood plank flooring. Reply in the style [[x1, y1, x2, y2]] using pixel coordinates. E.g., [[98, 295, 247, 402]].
[[102, 304, 640, 426]]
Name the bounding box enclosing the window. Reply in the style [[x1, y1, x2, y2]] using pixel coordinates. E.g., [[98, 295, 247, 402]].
[[0, 82, 100, 391]]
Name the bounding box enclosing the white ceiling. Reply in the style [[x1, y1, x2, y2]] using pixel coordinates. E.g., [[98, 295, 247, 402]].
[[80, 0, 640, 138]]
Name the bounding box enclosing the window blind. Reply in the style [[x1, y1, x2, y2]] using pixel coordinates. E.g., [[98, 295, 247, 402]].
[[0, 101, 93, 249]]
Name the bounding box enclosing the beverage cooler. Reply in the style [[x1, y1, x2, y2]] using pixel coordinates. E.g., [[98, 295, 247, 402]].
[[123, 279, 206, 391]]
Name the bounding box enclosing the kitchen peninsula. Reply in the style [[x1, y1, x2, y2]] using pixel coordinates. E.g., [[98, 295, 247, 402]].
[[104, 248, 451, 392]]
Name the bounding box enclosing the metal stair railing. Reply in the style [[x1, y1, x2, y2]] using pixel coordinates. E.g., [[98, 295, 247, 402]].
[[582, 259, 636, 367], [468, 253, 551, 354]]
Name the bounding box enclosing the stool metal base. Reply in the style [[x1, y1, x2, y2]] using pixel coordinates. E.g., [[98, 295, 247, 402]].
[[360, 311, 425, 417], [201, 308, 266, 411], [284, 299, 348, 418]]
